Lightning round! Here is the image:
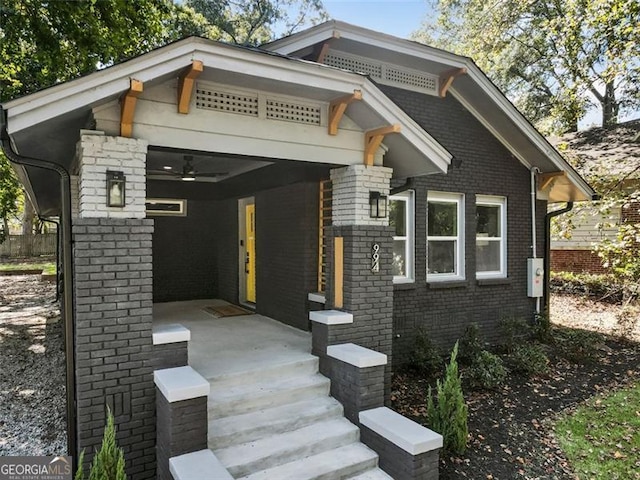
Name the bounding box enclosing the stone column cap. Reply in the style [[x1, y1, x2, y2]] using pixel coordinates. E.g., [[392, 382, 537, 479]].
[[154, 366, 209, 402], [327, 343, 387, 367], [153, 324, 191, 345], [170, 449, 233, 480], [360, 407, 443, 454], [309, 310, 353, 325]]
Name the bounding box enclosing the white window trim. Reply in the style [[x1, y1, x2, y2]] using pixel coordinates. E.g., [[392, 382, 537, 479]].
[[427, 191, 465, 282], [476, 195, 507, 279], [145, 198, 187, 216], [390, 190, 415, 284]]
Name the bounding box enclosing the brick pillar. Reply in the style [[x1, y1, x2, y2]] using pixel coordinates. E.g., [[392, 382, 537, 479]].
[[72, 132, 155, 478], [325, 165, 394, 401]]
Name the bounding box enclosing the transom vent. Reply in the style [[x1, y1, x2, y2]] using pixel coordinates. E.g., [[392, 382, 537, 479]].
[[195, 84, 324, 126], [324, 50, 439, 95]]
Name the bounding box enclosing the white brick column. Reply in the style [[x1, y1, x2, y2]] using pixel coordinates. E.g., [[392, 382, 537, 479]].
[[330, 164, 393, 226], [75, 130, 148, 219]]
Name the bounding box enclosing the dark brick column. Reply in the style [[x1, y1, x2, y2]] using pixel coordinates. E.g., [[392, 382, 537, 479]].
[[325, 224, 395, 400], [73, 218, 155, 479]]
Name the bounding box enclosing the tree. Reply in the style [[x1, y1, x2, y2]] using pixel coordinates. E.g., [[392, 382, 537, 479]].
[[186, 0, 327, 45], [0, 154, 21, 242], [415, 0, 640, 133]]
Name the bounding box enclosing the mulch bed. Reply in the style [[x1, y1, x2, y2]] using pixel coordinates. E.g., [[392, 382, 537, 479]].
[[391, 334, 640, 480]]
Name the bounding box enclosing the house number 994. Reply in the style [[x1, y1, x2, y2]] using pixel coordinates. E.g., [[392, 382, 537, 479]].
[[371, 243, 380, 273]]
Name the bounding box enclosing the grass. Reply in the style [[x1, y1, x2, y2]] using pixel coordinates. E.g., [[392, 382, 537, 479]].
[[0, 262, 56, 274], [555, 382, 640, 480]]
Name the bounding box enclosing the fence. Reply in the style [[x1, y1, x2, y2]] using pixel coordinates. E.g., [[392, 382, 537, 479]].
[[0, 234, 57, 258]]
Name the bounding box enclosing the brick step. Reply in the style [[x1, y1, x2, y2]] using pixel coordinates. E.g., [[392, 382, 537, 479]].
[[214, 417, 360, 477], [208, 396, 344, 449], [237, 442, 380, 480], [207, 372, 330, 418]]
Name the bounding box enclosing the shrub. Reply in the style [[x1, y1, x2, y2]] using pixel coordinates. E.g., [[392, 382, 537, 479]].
[[532, 313, 553, 343], [427, 341, 468, 454], [409, 328, 442, 376], [459, 323, 484, 365], [76, 406, 127, 480], [555, 329, 600, 363], [508, 344, 549, 376], [466, 350, 508, 390], [499, 317, 531, 353], [549, 271, 626, 303]]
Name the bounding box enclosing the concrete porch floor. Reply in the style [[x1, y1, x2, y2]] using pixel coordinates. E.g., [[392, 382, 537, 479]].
[[153, 299, 312, 380]]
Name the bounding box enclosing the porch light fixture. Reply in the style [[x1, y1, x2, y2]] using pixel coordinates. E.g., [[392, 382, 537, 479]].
[[369, 191, 388, 218], [106, 170, 126, 207]]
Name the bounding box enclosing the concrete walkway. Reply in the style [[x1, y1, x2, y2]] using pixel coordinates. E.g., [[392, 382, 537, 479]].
[[153, 299, 312, 380]]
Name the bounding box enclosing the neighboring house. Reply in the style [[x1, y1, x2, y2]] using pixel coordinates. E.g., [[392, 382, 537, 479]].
[[1, 21, 594, 478], [549, 120, 640, 274]]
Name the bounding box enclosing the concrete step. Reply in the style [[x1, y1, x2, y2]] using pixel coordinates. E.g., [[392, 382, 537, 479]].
[[347, 468, 394, 480], [215, 418, 360, 478], [206, 355, 319, 387], [208, 372, 330, 418], [209, 396, 344, 449], [237, 442, 380, 480]]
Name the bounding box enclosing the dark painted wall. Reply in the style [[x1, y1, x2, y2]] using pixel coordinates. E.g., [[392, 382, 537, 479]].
[[381, 86, 547, 365], [256, 182, 319, 331], [215, 197, 239, 305]]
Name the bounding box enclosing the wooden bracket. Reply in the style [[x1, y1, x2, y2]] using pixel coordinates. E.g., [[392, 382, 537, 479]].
[[178, 60, 204, 114], [120, 79, 143, 138], [538, 171, 566, 191], [439, 67, 467, 97], [364, 124, 401, 166], [328, 90, 362, 135]]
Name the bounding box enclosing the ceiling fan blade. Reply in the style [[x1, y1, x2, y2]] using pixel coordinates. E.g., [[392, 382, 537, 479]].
[[148, 169, 179, 176], [196, 172, 229, 177]]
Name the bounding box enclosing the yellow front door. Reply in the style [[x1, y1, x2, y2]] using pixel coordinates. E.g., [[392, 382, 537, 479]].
[[245, 203, 256, 303]]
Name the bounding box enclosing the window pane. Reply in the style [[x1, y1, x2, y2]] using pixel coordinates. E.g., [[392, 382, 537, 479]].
[[389, 200, 406, 236], [477, 241, 501, 272], [428, 201, 457, 236], [428, 240, 456, 274], [392, 239, 406, 276], [476, 205, 500, 237]]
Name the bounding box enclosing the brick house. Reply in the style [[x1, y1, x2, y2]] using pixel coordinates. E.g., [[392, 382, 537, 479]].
[[549, 120, 640, 274], [2, 21, 594, 479]]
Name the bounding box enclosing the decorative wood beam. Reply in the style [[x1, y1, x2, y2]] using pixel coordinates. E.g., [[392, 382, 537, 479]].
[[364, 124, 401, 166], [316, 42, 331, 63], [538, 171, 566, 191], [178, 60, 204, 114], [439, 67, 467, 97], [120, 79, 143, 138], [328, 90, 362, 135]]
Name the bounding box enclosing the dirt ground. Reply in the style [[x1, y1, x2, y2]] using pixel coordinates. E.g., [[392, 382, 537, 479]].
[[392, 294, 640, 480], [0, 274, 66, 455]]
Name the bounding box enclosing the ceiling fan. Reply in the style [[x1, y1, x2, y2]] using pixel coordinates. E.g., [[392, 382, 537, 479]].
[[148, 155, 228, 181]]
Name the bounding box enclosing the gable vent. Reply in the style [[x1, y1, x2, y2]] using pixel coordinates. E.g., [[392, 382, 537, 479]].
[[196, 88, 259, 117], [324, 50, 439, 96], [266, 99, 322, 125]]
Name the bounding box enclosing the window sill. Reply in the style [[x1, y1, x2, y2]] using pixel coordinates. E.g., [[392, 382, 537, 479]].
[[427, 280, 468, 289], [476, 277, 511, 286], [393, 281, 417, 291]]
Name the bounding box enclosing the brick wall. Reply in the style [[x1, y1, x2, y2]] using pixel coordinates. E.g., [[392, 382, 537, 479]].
[[381, 86, 544, 365], [73, 218, 155, 478], [76, 132, 148, 219], [256, 182, 319, 330], [215, 197, 240, 305], [550, 249, 608, 274]]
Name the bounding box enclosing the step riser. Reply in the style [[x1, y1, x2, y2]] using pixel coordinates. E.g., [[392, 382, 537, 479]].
[[224, 427, 360, 478], [209, 402, 344, 449], [207, 357, 319, 388], [208, 379, 330, 418]]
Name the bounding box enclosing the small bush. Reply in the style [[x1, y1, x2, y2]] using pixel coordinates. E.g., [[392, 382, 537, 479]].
[[427, 341, 468, 454], [550, 271, 626, 303], [409, 328, 442, 376], [614, 305, 640, 340], [532, 313, 553, 343], [466, 350, 508, 390], [459, 323, 484, 365], [499, 317, 531, 353], [76, 406, 127, 480], [508, 344, 549, 376], [555, 329, 600, 363]]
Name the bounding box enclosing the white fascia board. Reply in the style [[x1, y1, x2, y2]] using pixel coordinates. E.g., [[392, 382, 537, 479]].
[[362, 81, 452, 173], [3, 37, 365, 135]]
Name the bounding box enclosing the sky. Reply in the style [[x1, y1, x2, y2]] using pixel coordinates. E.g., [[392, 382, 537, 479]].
[[322, 0, 430, 39]]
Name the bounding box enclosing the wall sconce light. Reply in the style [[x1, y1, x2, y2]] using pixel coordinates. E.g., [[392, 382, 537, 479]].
[[106, 170, 126, 207], [369, 191, 388, 218]]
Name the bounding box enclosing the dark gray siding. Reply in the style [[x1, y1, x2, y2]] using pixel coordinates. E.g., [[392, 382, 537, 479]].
[[381, 86, 547, 365]]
